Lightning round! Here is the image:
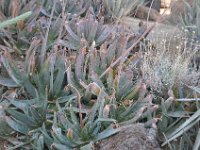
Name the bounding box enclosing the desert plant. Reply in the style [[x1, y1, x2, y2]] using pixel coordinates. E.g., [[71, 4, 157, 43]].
[[59, 9, 111, 50], [0, 0, 160, 149], [156, 86, 200, 150], [0, 26, 157, 150], [91, 0, 144, 22]]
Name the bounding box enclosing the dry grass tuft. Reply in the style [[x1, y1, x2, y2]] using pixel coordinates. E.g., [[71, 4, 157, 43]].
[[141, 33, 199, 92]]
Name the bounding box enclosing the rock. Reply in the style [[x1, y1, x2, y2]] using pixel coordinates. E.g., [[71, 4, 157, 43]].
[[96, 123, 162, 150], [135, 6, 161, 21]]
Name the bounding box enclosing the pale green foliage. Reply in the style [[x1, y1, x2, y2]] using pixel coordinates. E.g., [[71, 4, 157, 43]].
[[0, 11, 32, 29], [179, 0, 200, 37], [1, 0, 189, 150], [59, 10, 111, 50]]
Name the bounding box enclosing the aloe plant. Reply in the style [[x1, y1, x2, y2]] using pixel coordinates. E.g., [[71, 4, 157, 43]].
[[91, 0, 144, 22], [59, 9, 111, 50], [0, 1, 157, 149], [103, 0, 144, 21], [154, 86, 200, 150]]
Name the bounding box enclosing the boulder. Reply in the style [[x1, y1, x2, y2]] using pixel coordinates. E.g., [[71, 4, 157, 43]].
[[135, 5, 161, 21], [96, 123, 162, 150]]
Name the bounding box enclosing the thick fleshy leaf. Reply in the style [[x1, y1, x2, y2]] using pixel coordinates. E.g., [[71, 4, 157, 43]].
[[6, 109, 36, 128], [193, 128, 200, 150], [0, 76, 19, 87], [94, 127, 121, 142], [6, 116, 30, 134], [51, 143, 72, 150], [1, 52, 36, 97], [80, 142, 94, 150], [162, 108, 200, 146]]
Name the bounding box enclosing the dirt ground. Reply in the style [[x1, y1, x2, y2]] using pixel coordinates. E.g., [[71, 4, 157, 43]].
[[123, 17, 181, 48]]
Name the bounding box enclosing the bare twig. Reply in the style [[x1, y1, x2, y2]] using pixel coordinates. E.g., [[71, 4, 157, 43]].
[[100, 24, 154, 78], [175, 98, 200, 102]]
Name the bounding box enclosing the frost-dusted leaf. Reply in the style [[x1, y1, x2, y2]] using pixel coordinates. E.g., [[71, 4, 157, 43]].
[[6, 109, 36, 128], [33, 134, 44, 150], [94, 127, 121, 142], [0, 76, 19, 87], [89, 89, 105, 124], [95, 26, 111, 44], [29, 106, 46, 125], [193, 128, 200, 150], [67, 66, 81, 90], [116, 35, 128, 58], [10, 99, 29, 113], [40, 125, 53, 149], [88, 20, 98, 43], [52, 125, 71, 146], [75, 48, 85, 81], [0, 116, 13, 135], [102, 0, 143, 21], [116, 71, 133, 100], [62, 8, 111, 50], [53, 57, 66, 96], [65, 23, 80, 42], [80, 142, 94, 150], [124, 83, 141, 100], [1, 52, 36, 97], [58, 39, 80, 50], [91, 72, 104, 88], [51, 143, 72, 150], [167, 111, 190, 118], [6, 116, 30, 134], [162, 108, 200, 146], [57, 94, 77, 103], [49, 54, 56, 97], [69, 106, 79, 128]]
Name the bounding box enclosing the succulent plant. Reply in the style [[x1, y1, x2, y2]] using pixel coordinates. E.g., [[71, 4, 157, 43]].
[[59, 9, 111, 50], [90, 0, 144, 22], [0, 0, 159, 149], [154, 86, 200, 150]]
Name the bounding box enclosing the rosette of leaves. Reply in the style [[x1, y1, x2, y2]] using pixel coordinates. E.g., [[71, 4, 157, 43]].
[[0, 0, 64, 55], [64, 33, 158, 126], [0, 50, 64, 148], [0, 30, 157, 149], [0, 51, 69, 100], [38, 0, 89, 19], [102, 0, 144, 21], [0, 1, 42, 54], [49, 88, 120, 150], [90, 0, 144, 22], [59, 9, 111, 50], [0, 49, 122, 149]]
